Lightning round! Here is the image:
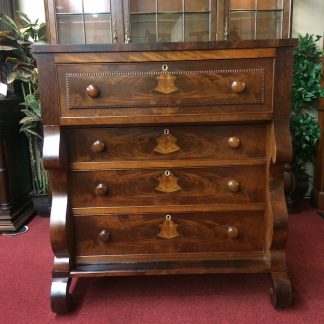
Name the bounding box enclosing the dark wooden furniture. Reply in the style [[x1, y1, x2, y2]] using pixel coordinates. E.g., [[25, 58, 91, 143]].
[[33, 39, 296, 313], [312, 52, 324, 210], [44, 0, 292, 44], [0, 97, 34, 232]]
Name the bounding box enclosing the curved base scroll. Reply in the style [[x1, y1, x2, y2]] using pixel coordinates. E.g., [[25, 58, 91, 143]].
[[51, 277, 73, 314], [269, 272, 293, 309]]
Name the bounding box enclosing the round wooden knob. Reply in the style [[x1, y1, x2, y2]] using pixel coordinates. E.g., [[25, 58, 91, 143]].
[[95, 182, 108, 196], [228, 137, 241, 149], [227, 180, 240, 193], [227, 226, 239, 239], [98, 229, 110, 242], [86, 84, 100, 98], [231, 80, 246, 94], [91, 140, 105, 153]]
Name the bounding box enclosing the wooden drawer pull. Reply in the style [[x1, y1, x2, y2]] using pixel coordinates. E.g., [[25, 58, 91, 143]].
[[98, 229, 110, 242], [228, 136, 241, 149], [227, 180, 240, 193], [91, 140, 105, 153], [231, 80, 246, 94], [95, 182, 108, 196], [86, 84, 100, 98], [227, 226, 239, 239]]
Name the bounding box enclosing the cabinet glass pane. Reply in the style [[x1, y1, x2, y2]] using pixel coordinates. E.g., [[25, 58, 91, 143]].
[[230, 11, 255, 40], [158, 13, 183, 42], [57, 14, 85, 44], [231, 0, 256, 10], [130, 14, 156, 43], [157, 0, 182, 13], [185, 13, 209, 42], [130, 0, 156, 13], [256, 11, 282, 39], [185, 0, 210, 12], [85, 14, 112, 44], [83, 0, 111, 13], [55, 0, 83, 13], [257, 0, 283, 10]]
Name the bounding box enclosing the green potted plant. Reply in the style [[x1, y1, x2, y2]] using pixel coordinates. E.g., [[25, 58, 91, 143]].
[[285, 33, 324, 211], [0, 12, 50, 215]]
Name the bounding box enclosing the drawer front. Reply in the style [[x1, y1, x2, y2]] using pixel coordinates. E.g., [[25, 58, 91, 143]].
[[70, 166, 266, 208], [57, 59, 273, 116], [67, 124, 267, 163], [74, 211, 265, 256]]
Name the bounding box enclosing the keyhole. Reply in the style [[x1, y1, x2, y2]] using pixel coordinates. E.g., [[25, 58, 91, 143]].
[[162, 64, 168, 72]]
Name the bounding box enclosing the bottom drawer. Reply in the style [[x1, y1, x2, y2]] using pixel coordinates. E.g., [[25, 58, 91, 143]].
[[74, 212, 264, 256]]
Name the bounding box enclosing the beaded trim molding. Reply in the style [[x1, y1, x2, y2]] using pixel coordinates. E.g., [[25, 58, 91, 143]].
[[65, 68, 265, 109]]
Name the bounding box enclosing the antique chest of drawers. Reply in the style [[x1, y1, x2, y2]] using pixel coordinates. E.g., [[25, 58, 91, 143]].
[[33, 40, 296, 313]]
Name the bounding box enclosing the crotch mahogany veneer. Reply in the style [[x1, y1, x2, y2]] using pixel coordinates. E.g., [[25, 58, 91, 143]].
[[33, 40, 296, 313]]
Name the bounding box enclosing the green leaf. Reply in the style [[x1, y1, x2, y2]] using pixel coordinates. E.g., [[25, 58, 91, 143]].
[[16, 11, 31, 25]]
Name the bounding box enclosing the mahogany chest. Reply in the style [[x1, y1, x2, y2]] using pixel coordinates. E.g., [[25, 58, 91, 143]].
[[33, 40, 296, 313]]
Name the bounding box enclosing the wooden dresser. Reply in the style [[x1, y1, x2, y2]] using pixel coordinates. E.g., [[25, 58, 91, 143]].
[[33, 40, 296, 313]]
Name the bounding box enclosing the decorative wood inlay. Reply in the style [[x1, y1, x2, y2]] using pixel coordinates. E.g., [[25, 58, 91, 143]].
[[65, 68, 265, 110], [155, 170, 182, 193], [154, 74, 178, 94], [153, 129, 180, 154], [157, 215, 180, 239]]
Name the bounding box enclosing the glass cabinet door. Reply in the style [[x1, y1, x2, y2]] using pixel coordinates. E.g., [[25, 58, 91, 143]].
[[52, 0, 115, 44], [229, 0, 292, 40], [44, 0, 292, 44], [125, 0, 217, 43]]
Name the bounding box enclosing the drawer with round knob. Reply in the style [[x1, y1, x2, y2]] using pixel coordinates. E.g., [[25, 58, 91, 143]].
[[66, 124, 267, 164], [57, 58, 273, 117], [73, 211, 265, 257], [69, 165, 266, 208]]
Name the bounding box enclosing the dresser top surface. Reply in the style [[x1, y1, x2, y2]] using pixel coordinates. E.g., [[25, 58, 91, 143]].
[[32, 39, 297, 55]]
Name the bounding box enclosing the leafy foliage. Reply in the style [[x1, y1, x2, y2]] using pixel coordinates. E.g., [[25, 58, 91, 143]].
[[291, 34, 324, 173], [0, 12, 48, 194]]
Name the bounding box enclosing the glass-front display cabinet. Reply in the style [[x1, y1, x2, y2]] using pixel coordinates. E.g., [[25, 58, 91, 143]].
[[44, 0, 292, 44], [229, 0, 292, 40]]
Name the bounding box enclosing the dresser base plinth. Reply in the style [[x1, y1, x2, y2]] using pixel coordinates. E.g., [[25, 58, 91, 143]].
[[50, 256, 292, 313], [70, 256, 269, 277]]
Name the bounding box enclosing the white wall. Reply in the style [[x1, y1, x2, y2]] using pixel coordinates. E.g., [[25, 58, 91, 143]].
[[14, 0, 45, 23], [292, 0, 324, 38]]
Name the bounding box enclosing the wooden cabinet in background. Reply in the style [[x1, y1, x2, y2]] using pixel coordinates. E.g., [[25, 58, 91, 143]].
[[33, 39, 296, 313], [44, 0, 292, 44], [0, 97, 34, 232]]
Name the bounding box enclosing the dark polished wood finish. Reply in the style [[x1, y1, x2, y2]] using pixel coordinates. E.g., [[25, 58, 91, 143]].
[[0, 97, 34, 232], [33, 39, 296, 313]]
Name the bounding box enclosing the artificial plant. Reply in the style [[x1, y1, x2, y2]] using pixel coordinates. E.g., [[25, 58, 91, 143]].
[[0, 12, 48, 194], [291, 33, 324, 174]]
